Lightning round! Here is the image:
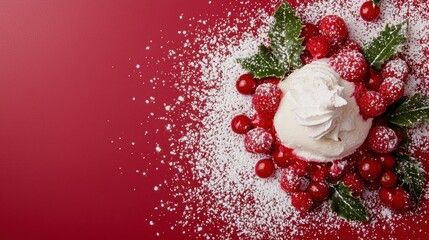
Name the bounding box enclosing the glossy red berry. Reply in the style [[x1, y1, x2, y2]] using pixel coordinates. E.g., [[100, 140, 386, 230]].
[[309, 164, 329, 182], [381, 58, 409, 81], [291, 192, 313, 213], [280, 168, 309, 193], [258, 77, 281, 86], [367, 126, 399, 154], [244, 127, 274, 153], [364, 67, 383, 91], [255, 159, 275, 178], [291, 159, 310, 177], [273, 145, 293, 168], [306, 35, 330, 59], [231, 115, 253, 134], [307, 181, 330, 201], [300, 23, 319, 44], [330, 50, 367, 82], [342, 172, 365, 196], [252, 83, 282, 119], [251, 114, 273, 131], [360, 1, 381, 22], [318, 15, 348, 44], [358, 91, 387, 119], [380, 170, 398, 188], [390, 187, 412, 212], [378, 77, 405, 105], [236, 74, 257, 95], [379, 187, 394, 206], [378, 154, 396, 170], [358, 156, 382, 181]]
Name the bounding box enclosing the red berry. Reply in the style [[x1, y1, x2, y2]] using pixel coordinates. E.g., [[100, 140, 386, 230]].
[[331, 39, 363, 56], [291, 192, 313, 213], [307, 181, 330, 201], [231, 115, 253, 134], [358, 156, 382, 181], [342, 172, 365, 196], [330, 50, 367, 82], [301, 50, 314, 66], [251, 114, 273, 131], [273, 145, 293, 168], [380, 170, 398, 188], [306, 35, 330, 59], [244, 127, 274, 153], [255, 159, 275, 178], [258, 77, 281, 86], [280, 169, 309, 193], [309, 164, 329, 182], [300, 23, 320, 44], [318, 15, 348, 44], [378, 77, 405, 105], [252, 83, 282, 118], [358, 91, 386, 119], [381, 58, 409, 81], [291, 159, 310, 177], [378, 154, 396, 170], [379, 187, 394, 206], [236, 74, 257, 95], [390, 187, 412, 212], [366, 180, 381, 190], [367, 126, 399, 154], [360, 1, 381, 22], [364, 67, 383, 91]]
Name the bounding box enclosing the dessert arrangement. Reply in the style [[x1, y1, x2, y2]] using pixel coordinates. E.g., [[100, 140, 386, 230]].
[[232, 1, 428, 221]]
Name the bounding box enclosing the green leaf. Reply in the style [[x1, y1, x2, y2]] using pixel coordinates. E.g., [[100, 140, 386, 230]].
[[363, 21, 408, 69], [373, 0, 382, 6], [268, 2, 304, 70], [331, 182, 369, 222], [395, 153, 425, 205], [387, 94, 429, 128], [237, 45, 287, 79]]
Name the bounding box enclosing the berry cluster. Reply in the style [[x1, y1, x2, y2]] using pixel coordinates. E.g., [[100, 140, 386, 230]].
[[231, 14, 413, 214]]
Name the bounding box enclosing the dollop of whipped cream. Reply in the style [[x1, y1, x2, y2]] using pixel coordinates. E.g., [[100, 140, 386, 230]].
[[274, 59, 372, 162]]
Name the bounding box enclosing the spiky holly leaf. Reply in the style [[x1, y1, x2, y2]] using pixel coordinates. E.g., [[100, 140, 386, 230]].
[[395, 153, 425, 205], [237, 45, 287, 78], [331, 182, 369, 222], [373, 0, 382, 6], [268, 2, 304, 70], [363, 21, 408, 69], [387, 94, 429, 128]]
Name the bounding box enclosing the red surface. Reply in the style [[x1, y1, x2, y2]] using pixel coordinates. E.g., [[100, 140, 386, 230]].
[[0, 0, 428, 240]]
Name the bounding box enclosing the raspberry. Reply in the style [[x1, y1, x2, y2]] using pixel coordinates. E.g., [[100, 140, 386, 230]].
[[236, 74, 257, 95], [358, 155, 382, 181], [342, 172, 365, 196], [306, 35, 330, 59], [318, 15, 348, 44], [381, 58, 409, 81], [231, 115, 253, 134], [254, 159, 275, 178], [364, 67, 383, 91], [380, 170, 398, 188], [257, 77, 281, 86], [358, 91, 387, 119], [329, 50, 367, 82], [307, 181, 330, 201], [367, 126, 399, 154], [252, 83, 282, 118], [291, 192, 313, 213], [360, 1, 381, 22], [309, 164, 329, 182], [331, 39, 362, 56], [244, 127, 274, 153], [280, 168, 309, 193], [291, 159, 310, 176], [300, 23, 319, 44], [378, 77, 405, 105]]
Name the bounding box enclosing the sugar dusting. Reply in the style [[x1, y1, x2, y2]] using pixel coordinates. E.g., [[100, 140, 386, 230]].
[[132, 0, 429, 239]]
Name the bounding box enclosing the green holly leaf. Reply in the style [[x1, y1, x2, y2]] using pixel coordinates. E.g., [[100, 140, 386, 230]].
[[373, 0, 382, 6], [331, 182, 369, 222], [268, 2, 304, 70], [395, 153, 425, 205], [363, 21, 408, 69], [237, 45, 287, 79], [387, 94, 429, 128]]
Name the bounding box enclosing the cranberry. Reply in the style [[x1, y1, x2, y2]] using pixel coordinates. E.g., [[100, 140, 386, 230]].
[[306, 35, 330, 59], [236, 74, 257, 95], [364, 67, 383, 91], [342, 172, 365, 196], [358, 156, 382, 181], [360, 1, 381, 22], [378, 154, 396, 170], [391, 187, 412, 212], [367, 126, 399, 154], [280, 168, 309, 193], [309, 164, 329, 182], [291, 192, 314, 213], [231, 115, 253, 134], [365, 179, 381, 190], [379, 187, 394, 206], [254, 159, 275, 178], [291, 159, 310, 176], [307, 181, 330, 201], [300, 23, 319, 44], [358, 91, 387, 119], [380, 170, 398, 188], [273, 145, 293, 168], [251, 114, 273, 131]]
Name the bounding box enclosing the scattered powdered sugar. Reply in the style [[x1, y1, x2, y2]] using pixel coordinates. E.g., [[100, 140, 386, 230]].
[[132, 0, 429, 239]]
